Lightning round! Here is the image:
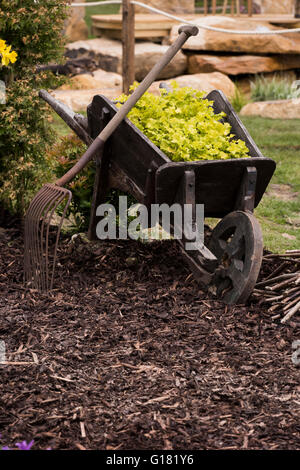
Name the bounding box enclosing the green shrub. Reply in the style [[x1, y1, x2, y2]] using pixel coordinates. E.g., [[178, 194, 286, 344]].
[[0, 0, 68, 215], [117, 83, 250, 162], [250, 74, 300, 102]]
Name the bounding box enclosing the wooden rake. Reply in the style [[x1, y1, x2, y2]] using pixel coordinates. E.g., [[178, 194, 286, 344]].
[[24, 25, 198, 292]]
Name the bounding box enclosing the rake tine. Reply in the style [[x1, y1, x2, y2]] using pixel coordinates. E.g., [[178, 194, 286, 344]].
[[42, 194, 65, 291], [26, 194, 57, 290], [31, 189, 57, 291], [25, 186, 52, 290], [48, 189, 72, 290], [39, 190, 65, 288], [38, 197, 60, 291], [42, 188, 71, 291], [29, 187, 59, 290], [25, 185, 71, 291]]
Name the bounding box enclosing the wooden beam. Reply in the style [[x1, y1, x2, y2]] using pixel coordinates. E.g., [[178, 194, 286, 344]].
[[231, 0, 235, 16], [122, 0, 135, 94], [248, 0, 253, 17], [212, 0, 217, 15], [222, 0, 228, 15]]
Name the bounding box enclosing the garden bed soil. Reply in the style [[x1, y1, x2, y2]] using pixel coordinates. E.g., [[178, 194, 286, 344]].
[[0, 219, 299, 450]]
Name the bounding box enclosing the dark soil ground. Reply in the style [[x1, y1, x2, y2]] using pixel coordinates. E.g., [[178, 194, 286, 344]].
[[0, 218, 299, 450]]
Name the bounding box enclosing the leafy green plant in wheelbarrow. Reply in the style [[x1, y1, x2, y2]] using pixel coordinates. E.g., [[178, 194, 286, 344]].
[[24, 25, 276, 304]]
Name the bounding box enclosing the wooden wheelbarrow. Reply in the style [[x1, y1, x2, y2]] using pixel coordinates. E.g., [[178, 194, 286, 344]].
[[40, 88, 276, 304]]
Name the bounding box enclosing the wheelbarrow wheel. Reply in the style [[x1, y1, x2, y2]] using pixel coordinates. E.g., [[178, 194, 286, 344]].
[[208, 211, 263, 305]]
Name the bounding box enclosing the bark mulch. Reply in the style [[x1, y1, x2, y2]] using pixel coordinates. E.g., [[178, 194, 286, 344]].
[[0, 221, 299, 450]]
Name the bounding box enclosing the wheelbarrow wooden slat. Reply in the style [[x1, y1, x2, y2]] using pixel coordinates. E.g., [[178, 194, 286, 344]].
[[208, 90, 263, 160], [155, 157, 276, 218]]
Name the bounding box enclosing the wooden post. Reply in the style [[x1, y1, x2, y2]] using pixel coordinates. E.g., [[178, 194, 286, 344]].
[[222, 0, 228, 15], [295, 0, 300, 18], [236, 0, 240, 16], [248, 0, 253, 16], [231, 0, 235, 16], [212, 0, 217, 15], [204, 0, 208, 15], [122, 0, 135, 94]]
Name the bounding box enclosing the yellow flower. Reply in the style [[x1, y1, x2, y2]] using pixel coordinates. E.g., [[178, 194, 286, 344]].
[[0, 39, 17, 67], [9, 50, 18, 64], [0, 39, 7, 50]]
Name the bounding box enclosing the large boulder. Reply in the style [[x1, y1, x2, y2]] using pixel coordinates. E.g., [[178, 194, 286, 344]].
[[240, 99, 300, 119], [51, 88, 122, 112], [255, 0, 294, 14], [65, 38, 187, 81], [170, 16, 300, 54], [149, 72, 236, 98], [59, 69, 122, 90], [188, 54, 300, 76], [55, 69, 123, 112], [64, 0, 88, 42]]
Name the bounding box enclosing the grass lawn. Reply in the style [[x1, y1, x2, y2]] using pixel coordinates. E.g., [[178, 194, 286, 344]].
[[241, 117, 300, 253], [50, 113, 299, 253]]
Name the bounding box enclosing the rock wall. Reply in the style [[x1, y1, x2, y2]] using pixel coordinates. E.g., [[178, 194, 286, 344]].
[[66, 38, 187, 81], [255, 0, 294, 14], [170, 17, 300, 54], [134, 0, 194, 14], [64, 0, 88, 42]]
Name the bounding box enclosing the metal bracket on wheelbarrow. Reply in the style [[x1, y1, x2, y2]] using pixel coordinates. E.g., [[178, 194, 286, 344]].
[[40, 89, 276, 305]]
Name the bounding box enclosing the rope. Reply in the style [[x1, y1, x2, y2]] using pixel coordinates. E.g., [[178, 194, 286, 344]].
[[71, 1, 300, 34]]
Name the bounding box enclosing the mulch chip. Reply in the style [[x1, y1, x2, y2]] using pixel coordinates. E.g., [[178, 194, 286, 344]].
[[0, 221, 299, 450]]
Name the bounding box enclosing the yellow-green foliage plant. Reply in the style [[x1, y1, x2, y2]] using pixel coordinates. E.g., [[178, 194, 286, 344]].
[[117, 83, 250, 162]]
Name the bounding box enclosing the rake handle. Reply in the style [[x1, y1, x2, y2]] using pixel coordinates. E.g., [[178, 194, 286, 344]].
[[55, 25, 198, 188]]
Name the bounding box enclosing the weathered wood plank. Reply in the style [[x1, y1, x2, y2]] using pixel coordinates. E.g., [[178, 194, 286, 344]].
[[156, 158, 275, 217], [88, 106, 111, 240], [234, 166, 257, 212]]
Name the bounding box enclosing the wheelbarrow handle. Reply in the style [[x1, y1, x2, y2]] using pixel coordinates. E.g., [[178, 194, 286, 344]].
[[55, 25, 198, 187]]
